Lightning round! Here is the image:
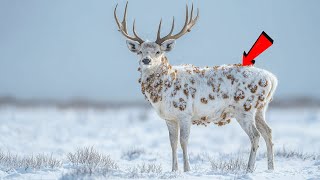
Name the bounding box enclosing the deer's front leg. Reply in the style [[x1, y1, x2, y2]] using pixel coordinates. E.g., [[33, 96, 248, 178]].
[[179, 118, 191, 172], [166, 120, 179, 171]]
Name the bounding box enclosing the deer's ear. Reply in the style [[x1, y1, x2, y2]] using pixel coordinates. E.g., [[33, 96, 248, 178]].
[[126, 40, 141, 53], [160, 39, 176, 52]]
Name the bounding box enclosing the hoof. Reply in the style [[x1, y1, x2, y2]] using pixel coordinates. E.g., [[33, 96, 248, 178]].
[[268, 167, 274, 171], [246, 168, 254, 173], [171, 168, 178, 172], [184, 167, 191, 172]]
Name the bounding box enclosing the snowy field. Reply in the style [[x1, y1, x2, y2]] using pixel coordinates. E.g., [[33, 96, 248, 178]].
[[0, 106, 319, 179]]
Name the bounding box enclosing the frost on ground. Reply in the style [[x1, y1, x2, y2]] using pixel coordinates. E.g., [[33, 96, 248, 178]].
[[0, 106, 319, 179]]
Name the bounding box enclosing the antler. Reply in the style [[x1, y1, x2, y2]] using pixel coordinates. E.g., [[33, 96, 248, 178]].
[[114, 2, 144, 44], [155, 3, 199, 45]]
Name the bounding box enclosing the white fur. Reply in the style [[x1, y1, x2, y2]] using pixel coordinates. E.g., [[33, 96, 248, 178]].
[[127, 41, 277, 173]]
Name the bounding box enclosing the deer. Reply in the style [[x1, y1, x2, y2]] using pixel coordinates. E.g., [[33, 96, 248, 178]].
[[114, 2, 278, 173]]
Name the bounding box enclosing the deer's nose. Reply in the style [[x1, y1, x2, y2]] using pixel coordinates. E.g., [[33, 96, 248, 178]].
[[142, 58, 151, 65]]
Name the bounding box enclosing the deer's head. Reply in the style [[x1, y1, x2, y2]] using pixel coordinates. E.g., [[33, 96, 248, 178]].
[[114, 2, 199, 70]]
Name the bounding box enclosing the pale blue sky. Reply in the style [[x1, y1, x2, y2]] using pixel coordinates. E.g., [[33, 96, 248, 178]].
[[0, 0, 319, 101]]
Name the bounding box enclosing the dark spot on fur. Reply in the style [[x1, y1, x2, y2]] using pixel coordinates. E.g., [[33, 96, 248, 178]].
[[209, 94, 215, 100], [201, 98, 208, 104]]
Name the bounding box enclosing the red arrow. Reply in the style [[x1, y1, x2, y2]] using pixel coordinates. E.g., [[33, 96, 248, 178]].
[[242, 31, 274, 66]]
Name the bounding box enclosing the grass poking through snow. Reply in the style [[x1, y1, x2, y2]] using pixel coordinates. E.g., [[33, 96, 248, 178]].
[[1, 146, 319, 179], [0, 149, 61, 172], [121, 147, 146, 161], [66, 146, 118, 177], [274, 146, 320, 160], [126, 162, 163, 179], [207, 154, 247, 174]]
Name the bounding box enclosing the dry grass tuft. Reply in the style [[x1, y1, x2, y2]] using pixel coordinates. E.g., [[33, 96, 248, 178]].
[[273, 146, 319, 160], [121, 147, 145, 161], [0, 150, 61, 172], [207, 154, 247, 174], [126, 162, 162, 178], [66, 146, 118, 176]]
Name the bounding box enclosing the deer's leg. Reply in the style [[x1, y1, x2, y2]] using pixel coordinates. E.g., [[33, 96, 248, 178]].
[[166, 120, 179, 171], [179, 118, 191, 172], [255, 108, 274, 170], [236, 113, 261, 173]]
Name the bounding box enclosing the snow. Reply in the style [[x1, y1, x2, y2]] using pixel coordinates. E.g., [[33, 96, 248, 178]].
[[0, 106, 319, 179]]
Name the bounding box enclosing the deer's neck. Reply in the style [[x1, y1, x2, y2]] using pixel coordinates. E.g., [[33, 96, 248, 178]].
[[138, 56, 171, 103]]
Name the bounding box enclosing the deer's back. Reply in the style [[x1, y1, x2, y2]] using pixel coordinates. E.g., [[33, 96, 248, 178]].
[[155, 64, 277, 125]]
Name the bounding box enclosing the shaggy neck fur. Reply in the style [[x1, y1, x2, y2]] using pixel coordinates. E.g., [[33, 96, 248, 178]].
[[138, 56, 171, 103]]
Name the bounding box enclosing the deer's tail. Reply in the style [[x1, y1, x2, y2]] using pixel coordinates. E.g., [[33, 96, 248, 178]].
[[266, 72, 278, 103]]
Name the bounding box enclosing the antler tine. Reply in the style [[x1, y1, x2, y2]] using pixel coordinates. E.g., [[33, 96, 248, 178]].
[[171, 4, 189, 39], [155, 17, 175, 45], [114, 4, 121, 31], [156, 19, 162, 42], [189, 6, 200, 30], [155, 3, 199, 45], [190, 3, 194, 24], [133, 19, 144, 43], [114, 2, 144, 44], [122, 1, 128, 34], [167, 17, 175, 37]]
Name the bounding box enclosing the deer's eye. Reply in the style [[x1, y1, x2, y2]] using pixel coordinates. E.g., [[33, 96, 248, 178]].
[[156, 51, 161, 55]]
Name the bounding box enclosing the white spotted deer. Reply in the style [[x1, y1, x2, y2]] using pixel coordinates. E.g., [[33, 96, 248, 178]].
[[114, 2, 278, 173]]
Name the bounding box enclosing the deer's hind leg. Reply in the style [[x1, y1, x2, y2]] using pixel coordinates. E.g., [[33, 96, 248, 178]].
[[255, 107, 274, 170], [236, 112, 261, 173]]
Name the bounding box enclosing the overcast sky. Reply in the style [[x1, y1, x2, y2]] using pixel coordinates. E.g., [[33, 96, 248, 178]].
[[0, 0, 319, 102]]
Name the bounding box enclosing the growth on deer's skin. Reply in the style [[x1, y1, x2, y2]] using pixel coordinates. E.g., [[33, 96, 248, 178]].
[[114, 2, 278, 173]]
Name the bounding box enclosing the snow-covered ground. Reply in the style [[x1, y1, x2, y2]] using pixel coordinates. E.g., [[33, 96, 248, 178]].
[[0, 106, 319, 179]]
